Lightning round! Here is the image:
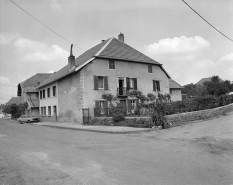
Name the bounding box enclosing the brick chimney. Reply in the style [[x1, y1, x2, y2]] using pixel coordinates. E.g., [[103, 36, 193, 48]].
[[68, 44, 75, 72], [118, 33, 124, 42]]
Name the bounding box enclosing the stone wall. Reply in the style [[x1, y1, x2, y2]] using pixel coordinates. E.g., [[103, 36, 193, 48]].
[[93, 103, 233, 127], [165, 103, 233, 126]]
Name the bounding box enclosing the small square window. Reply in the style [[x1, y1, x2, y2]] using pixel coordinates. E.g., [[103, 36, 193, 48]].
[[109, 60, 115, 69], [148, 65, 153, 73]]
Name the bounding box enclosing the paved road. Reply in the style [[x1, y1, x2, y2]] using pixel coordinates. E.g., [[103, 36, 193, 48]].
[[0, 113, 233, 185]]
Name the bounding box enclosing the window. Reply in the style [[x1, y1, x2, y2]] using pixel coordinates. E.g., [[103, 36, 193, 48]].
[[94, 76, 108, 90], [126, 77, 137, 90], [43, 89, 45, 99], [109, 60, 115, 69], [53, 86, 56, 96], [130, 100, 136, 109], [48, 106, 51, 115], [95, 100, 107, 115], [170, 89, 172, 94], [41, 107, 43, 115], [47, 88, 50, 98], [40, 91, 42, 99], [153, 80, 160, 91], [44, 107, 46, 115], [148, 65, 153, 73]]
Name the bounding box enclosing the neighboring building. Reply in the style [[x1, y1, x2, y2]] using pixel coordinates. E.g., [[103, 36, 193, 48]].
[[17, 73, 52, 116], [38, 33, 182, 123], [169, 79, 183, 101], [196, 77, 224, 85], [6, 97, 22, 105]]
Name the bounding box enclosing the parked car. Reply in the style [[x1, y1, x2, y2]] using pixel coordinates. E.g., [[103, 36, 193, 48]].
[[17, 115, 39, 123]]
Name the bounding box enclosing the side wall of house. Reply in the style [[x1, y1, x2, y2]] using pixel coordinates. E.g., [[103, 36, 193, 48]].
[[58, 71, 84, 123], [83, 58, 170, 117], [170, 89, 182, 101], [39, 82, 58, 122]]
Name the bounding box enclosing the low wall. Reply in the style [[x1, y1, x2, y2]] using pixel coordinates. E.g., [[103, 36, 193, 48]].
[[94, 103, 233, 127], [165, 103, 233, 126]]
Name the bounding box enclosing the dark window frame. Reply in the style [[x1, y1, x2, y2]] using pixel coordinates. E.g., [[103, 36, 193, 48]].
[[94, 76, 108, 90], [53, 86, 56, 96]]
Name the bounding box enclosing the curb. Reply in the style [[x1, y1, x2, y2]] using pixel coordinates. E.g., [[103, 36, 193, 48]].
[[39, 124, 156, 134]]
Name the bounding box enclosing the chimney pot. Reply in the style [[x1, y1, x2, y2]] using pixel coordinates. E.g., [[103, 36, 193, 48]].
[[118, 33, 124, 42], [101, 40, 105, 42], [68, 44, 75, 72]]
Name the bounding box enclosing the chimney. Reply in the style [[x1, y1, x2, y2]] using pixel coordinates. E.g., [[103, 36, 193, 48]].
[[68, 44, 75, 72], [118, 33, 124, 42]]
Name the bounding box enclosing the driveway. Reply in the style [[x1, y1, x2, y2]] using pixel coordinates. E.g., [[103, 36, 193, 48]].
[[0, 113, 233, 185]]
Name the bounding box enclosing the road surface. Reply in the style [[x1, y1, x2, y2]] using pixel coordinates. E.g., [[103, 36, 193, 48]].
[[0, 113, 233, 185]]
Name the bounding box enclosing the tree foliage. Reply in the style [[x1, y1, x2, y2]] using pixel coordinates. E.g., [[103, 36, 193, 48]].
[[3, 103, 27, 119]]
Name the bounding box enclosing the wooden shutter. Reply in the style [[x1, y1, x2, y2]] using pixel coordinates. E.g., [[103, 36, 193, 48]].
[[104, 76, 108, 90], [94, 76, 98, 90], [95, 100, 99, 108], [136, 99, 139, 107], [127, 99, 131, 111], [153, 80, 156, 91], [156, 81, 160, 91], [103, 100, 108, 116], [134, 78, 137, 90], [126, 77, 130, 91]]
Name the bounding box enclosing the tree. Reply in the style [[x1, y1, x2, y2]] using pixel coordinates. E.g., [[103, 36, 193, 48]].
[[3, 103, 27, 119], [211, 75, 220, 83]]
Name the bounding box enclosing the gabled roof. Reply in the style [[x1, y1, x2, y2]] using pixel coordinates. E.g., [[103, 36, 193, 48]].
[[19, 73, 52, 93], [196, 77, 224, 85], [169, 79, 183, 89], [39, 37, 169, 88], [6, 97, 22, 105]]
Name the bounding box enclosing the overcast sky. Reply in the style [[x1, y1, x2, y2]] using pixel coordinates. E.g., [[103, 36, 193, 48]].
[[0, 0, 233, 104]]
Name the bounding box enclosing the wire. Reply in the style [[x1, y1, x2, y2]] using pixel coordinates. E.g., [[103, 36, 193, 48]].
[[182, 0, 233, 42], [9, 0, 86, 52]]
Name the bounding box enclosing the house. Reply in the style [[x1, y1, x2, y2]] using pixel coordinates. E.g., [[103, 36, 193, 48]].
[[196, 77, 224, 85], [6, 97, 22, 105], [38, 33, 182, 123], [169, 79, 183, 101], [17, 73, 52, 116]]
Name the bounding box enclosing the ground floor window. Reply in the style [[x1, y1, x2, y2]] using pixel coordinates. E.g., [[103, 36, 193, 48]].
[[48, 106, 51, 115]]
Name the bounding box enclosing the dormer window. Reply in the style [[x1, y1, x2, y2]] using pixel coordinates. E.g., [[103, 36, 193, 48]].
[[109, 60, 115, 69], [148, 65, 153, 73]]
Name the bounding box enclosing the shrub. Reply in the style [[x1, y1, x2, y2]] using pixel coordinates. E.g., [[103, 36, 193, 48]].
[[112, 113, 125, 122]]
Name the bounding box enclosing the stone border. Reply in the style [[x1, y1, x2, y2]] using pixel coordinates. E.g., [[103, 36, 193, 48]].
[[165, 103, 233, 126]]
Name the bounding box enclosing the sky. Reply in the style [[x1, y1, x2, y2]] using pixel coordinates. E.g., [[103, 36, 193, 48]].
[[0, 0, 233, 104]]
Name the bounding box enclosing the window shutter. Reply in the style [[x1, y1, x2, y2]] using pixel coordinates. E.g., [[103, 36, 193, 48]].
[[156, 81, 160, 91], [94, 76, 98, 90], [126, 77, 130, 91], [153, 80, 156, 91], [134, 78, 137, 90], [127, 99, 131, 111], [95, 100, 99, 108], [104, 76, 108, 90], [136, 99, 139, 107]]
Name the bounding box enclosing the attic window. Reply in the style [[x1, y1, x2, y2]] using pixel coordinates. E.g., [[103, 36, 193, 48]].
[[109, 60, 115, 69], [148, 65, 153, 73]]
